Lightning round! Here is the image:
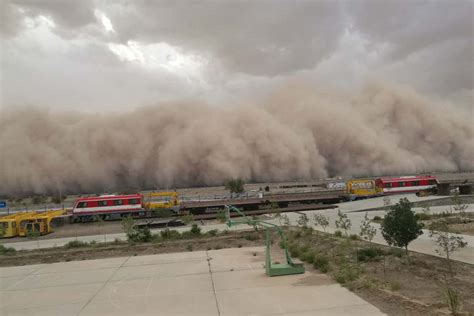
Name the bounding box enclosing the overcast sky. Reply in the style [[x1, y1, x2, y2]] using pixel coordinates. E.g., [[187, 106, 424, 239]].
[[1, 0, 473, 111]]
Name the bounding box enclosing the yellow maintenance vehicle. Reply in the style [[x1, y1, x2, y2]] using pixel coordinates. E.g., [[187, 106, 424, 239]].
[[142, 191, 180, 212], [0, 212, 37, 238], [346, 179, 383, 200], [18, 210, 67, 237]]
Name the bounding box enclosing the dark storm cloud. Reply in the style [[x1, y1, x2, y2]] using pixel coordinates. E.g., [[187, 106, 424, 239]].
[[104, 1, 346, 76]]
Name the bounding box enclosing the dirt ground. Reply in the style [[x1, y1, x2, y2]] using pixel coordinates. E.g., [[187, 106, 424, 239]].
[[284, 229, 474, 316]]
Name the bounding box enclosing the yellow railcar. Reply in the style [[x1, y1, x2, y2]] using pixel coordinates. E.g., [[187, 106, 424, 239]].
[[0, 212, 37, 238], [18, 210, 67, 237], [346, 179, 382, 200], [143, 191, 180, 211]]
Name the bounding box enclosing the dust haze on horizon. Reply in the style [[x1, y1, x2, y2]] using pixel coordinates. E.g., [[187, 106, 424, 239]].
[[0, 0, 473, 195], [1, 81, 473, 195]]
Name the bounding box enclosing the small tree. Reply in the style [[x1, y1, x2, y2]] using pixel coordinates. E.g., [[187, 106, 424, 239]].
[[381, 198, 423, 264], [335, 210, 352, 236], [121, 216, 135, 236], [359, 212, 377, 243], [95, 215, 106, 243], [182, 214, 194, 225], [313, 213, 329, 233], [225, 178, 245, 197], [451, 192, 467, 216], [27, 229, 41, 249], [429, 219, 467, 277], [297, 213, 309, 229], [281, 214, 290, 227]]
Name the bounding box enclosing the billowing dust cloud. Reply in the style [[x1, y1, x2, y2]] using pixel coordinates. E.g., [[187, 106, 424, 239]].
[[1, 82, 473, 195]]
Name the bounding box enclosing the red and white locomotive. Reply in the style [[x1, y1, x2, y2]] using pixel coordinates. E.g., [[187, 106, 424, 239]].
[[71, 194, 143, 222], [375, 175, 438, 194]]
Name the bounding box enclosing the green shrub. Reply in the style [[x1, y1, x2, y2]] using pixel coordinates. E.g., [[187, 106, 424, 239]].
[[301, 251, 315, 263], [279, 240, 286, 249], [206, 229, 218, 236], [349, 234, 359, 240], [313, 256, 329, 273], [336, 264, 360, 284], [0, 244, 16, 255], [186, 244, 193, 251], [444, 286, 461, 315], [65, 240, 89, 248], [334, 230, 343, 237], [415, 213, 431, 221], [160, 228, 181, 240], [190, 224, 201, 235], [289, 244, 300, 258], [373, 216, 382, 221], [127, 227, 152, 242], [357, 247, 384, 262]]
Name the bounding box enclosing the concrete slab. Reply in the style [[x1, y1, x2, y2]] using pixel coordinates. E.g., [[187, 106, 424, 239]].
[[9, 267, 117, 290], [0, 247, 385, 316], [110, 260, 209, 281], [32, 257, 127, 274]]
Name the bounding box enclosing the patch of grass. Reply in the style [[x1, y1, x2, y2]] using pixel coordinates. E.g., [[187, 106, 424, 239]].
[[313, 256, 330, 273], [190, 224, 201, 235], [349, 234, 359, 240], [444, 285, 461, 315], [389, 279, 400, 291], [357, 247, 384, 262], [160, 229, 181, 240], [301, 251, 315, 264], [186, 244, 193, 252], [373, 215, 382, 222], [0, 244, 16, 255], [335, 264, 360, 284], [387, 247, 404, 258], [415, 213, 431, 221], [206, 229, 218, 237], [64, 240, 89, 248], [289, 244, 301, 258]]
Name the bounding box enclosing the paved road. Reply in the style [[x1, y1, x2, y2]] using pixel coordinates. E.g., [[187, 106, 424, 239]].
[[3, 194, 474, 264], [0, 247, 385, 315]]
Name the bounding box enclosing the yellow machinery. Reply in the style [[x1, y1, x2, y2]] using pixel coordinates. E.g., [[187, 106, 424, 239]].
[[0, 212, 37, 238], [346, 179, 382, 200], [18, 210, 67, 237], [143, 191, 180, 210]]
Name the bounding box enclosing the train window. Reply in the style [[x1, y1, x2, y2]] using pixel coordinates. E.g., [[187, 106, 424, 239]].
[[414, 181, 420, 186], [98, 200, 108, 207], [12, 222, 16, 228], [77, 202, 88, 208], [129, 198, 138, 205], [114, 200, 123, 206], [385, 183, 392, 188], [399, 182, 405, 187], [429, 180, 435, 185]]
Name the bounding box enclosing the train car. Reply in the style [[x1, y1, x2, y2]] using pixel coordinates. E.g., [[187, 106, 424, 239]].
[[18, 210, 67, 237], [143, 191, 180, 212], [0, 212, 37, 238], [375, 175, 438, 195], [346, 179, 383, 200], [71, 194, 143, 222]]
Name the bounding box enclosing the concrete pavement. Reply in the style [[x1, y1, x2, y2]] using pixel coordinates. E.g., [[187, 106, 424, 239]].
[[0, 247, 385, 316]]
